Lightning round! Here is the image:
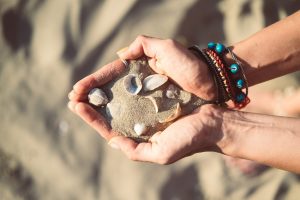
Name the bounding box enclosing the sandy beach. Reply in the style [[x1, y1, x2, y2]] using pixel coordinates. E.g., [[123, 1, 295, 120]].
[[1, 0, 300, 199]]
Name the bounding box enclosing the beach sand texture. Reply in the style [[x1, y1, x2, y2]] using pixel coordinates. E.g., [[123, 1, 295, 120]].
[[1, 0, 300, 199]]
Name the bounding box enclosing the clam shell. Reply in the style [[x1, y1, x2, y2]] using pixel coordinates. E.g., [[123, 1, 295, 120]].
[[144, 96, 159, 113], [106, 102, 122, 119], [179, 90, 192, 104], [123, 74, 142, 95], [159, 103, 181, 123], [134, 123, 148, 136], [143, 74, 168, 92], [88, 88, 109, 106]]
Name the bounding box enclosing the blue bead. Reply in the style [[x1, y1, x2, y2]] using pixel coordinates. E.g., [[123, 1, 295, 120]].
[[236, 79, 244, 89], [230, 63, 239, 74], [215, 43, 225, 54], [207, 42, 216, 49], [236, 93, 245, 102]]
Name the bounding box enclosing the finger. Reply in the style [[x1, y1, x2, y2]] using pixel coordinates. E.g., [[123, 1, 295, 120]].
[[109, 136, 160, 162], [148, 57, 165, 75], [67, 101, 77, 113], [68, 90, 88, 102], [74, 102, 116, 140], [108, 136, 137, 151], [73, 59, 125, 95], [149, 131, 162, 143], [117, 35, 161, 60]]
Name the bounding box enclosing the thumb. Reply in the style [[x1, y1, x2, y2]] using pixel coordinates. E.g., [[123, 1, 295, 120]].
[[117, 35, 160, 60], [108, 136, 137, 151], [108, 136, 156, 162]]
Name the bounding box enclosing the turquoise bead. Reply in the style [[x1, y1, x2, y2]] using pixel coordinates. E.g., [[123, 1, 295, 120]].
[[230, 63, 239, 74], [236, 93, 245, 102], [215, 43, 225, 54], [236, 79, 244, 89], [208, 42, 216, 49]]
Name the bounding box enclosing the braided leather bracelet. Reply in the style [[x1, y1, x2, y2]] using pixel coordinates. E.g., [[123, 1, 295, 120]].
[[189, 46, 228, 105], [189, 42, 250, 109]]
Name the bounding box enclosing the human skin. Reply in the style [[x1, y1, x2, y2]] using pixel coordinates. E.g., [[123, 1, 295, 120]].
[[68, 11, 300, 173]]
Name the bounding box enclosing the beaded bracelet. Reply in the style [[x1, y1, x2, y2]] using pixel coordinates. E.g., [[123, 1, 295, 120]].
[[205, 49, 232, 99], [207, 42, 250, 108], [189, 42, 250, 109]]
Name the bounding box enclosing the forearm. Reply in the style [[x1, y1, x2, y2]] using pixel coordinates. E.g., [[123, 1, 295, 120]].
[[217, 108, 300, 173], [228, 10, 300, 86]]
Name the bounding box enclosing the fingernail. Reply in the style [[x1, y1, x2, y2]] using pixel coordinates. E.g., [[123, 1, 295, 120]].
[[73, 83, 80, 92], [116, 47, 128, 57], [68, 101, 76, 111], [68, 91, 74, 100], [108, 141, 120, 150]]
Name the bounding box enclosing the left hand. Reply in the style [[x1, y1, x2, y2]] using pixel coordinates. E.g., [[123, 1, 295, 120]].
[[105, 104, 222, 164], [68, 59, 126, 140]]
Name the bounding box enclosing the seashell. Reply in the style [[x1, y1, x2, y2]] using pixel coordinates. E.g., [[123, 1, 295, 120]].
[[165, 84, 179, 99], [106, 102, 122, 119], [123, 74, 142, 95], [143, 74, 168, 92], [88, 88, 109, 106], [144, 96, 159, 113], [159, 103, 181, 123], [134, 123, 148, 136], [166, 90, 176, 99], [179, 90, 192, 104]]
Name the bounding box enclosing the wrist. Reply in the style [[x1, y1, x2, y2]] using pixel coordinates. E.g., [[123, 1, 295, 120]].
[[190, 44, 250, 108], [195, 58, 218, 100], [195, 105, 233, 153], [224, 42, 257, 87], [187, 49, 218, 101], [202, 106, 241, 156]]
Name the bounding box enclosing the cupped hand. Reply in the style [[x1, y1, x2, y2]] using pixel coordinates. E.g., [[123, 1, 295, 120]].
[[117, 35, 216, 100], [68, 36, 221, 164], [107, 105, 222, 164], [68, 59, 125, 140]]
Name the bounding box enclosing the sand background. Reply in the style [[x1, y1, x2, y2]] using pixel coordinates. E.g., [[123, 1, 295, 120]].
[[1, 0, 300, 199]]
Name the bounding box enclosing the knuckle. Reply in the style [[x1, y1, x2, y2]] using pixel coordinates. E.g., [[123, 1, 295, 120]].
[[157, 156, 171, 165], [165, 39, 176, 47], [136, 35, 146, 42], [127, 151, 138, 161]]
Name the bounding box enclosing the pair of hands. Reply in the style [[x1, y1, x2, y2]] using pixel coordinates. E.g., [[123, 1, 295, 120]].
[[68, 36, 222, 164]]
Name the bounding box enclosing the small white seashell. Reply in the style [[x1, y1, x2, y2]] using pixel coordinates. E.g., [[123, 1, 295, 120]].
[[144, 96, 159, 113], [165, 84, 179, 99], [134, 123, 148, 136], [88, 88, 109, 106], [143, 74, 168, 92], [179, 90, 192, 104], [106, 102, 121, 119], [123, 74, 142, 95], [159, 103, 181, 123], [166, 90, 175, 99]]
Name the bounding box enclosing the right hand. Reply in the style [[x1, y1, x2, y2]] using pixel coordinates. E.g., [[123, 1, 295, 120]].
[[117, 35, 216, 100]]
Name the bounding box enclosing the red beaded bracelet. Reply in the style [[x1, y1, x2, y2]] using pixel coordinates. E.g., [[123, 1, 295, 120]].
[[189, 43, 250, 109], [206, 42, 250, 108]]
